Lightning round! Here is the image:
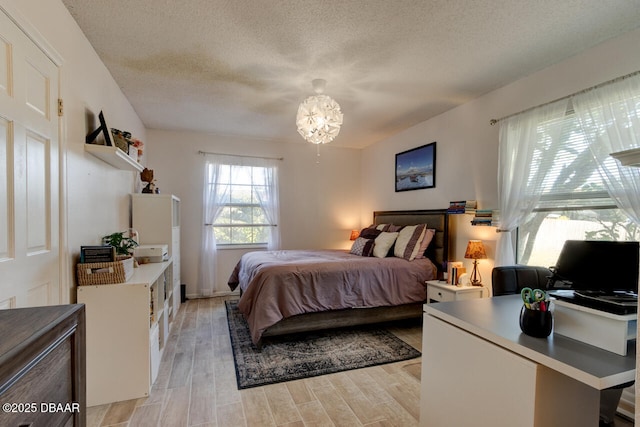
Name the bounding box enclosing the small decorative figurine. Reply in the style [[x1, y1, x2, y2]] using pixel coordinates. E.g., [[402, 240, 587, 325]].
[[140, 167, 157, 193]]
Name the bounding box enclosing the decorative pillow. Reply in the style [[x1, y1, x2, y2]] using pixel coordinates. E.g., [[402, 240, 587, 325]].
[[360, 226, 382, 240], [373, 232, 399, 258], [415, 228, 436, 259], [350, 236, 376, 257], [376, 223, 403, 232], [394, 224, 427, 261]]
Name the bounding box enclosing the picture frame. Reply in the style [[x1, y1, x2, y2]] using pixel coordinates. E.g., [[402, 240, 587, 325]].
[[85, 110, 115, 146], [395, 142, 436, 192], [110, 128, 131, 154]]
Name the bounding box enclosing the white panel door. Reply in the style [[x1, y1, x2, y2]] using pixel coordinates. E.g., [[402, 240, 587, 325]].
[[0, 8, 60, 307]]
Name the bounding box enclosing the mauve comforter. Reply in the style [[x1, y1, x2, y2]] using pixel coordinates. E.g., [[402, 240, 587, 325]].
[[228, 249, 435, 344]]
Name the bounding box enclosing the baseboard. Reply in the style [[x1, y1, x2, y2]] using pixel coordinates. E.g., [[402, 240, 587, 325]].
[[185, 290, 237, 300]]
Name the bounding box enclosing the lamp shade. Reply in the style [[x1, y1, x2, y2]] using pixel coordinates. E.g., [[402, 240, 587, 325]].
[[464, 240, 487, 260], [350, 230, 360, 241]]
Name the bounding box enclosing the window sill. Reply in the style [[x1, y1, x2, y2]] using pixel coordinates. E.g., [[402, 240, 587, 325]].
[[217, 244, 267, 251]]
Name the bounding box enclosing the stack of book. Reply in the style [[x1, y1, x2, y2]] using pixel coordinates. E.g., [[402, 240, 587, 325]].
[[446, 262, 466, 286], [80, 245, 115, 263], [447, 200, 477, 214], [471, 209, 495, 226]]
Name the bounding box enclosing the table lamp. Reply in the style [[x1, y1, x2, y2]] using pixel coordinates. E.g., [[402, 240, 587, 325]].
[[464, 240, 487, 286], [350, 230, 360, 240]]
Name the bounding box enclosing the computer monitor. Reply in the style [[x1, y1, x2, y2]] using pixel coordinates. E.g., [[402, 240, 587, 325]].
[[550, 240, 639, 293]]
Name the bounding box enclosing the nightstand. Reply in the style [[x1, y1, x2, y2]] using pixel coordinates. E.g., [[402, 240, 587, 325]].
[[425, 280, 484, 303]]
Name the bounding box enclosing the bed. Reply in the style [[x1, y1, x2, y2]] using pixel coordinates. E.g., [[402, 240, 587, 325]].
[[227, 209, 449, 347]]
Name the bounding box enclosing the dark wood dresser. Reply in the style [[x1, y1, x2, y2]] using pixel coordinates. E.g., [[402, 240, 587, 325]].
[[0, 304, 86, 427]]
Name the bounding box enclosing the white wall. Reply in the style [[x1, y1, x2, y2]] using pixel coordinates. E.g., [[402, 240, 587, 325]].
[[2, 0, 147, 302], [361, 27, 640, 286], [146, 129, 362, 297]]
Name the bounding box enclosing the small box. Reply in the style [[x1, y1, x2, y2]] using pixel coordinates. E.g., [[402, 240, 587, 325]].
[[134, 244, 168, 263]]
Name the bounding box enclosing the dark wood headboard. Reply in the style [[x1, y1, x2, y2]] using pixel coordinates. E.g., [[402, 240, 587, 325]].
[[373, 209, 450, 275]]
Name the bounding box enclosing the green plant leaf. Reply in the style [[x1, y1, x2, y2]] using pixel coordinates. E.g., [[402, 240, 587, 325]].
[[102, 231, 139, 256]]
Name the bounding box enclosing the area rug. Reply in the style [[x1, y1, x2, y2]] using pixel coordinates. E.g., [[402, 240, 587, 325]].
[[225, 301, 421, 389]]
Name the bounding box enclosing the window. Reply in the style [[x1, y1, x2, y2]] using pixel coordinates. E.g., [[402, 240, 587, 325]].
[[205, 160, 278, 246], [500, 73, 640, 268], [516, 112, 638, 266]]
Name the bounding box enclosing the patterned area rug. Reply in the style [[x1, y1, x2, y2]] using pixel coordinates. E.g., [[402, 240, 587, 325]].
[[225, 301, 421, 389]]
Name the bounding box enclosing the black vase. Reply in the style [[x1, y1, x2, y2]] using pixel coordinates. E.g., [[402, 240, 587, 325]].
[[519, 305, 553, 338]]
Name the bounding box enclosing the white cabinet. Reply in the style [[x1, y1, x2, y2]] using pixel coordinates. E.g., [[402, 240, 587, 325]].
[[131, 194, 181, 320], [77, 260, 173, 406]]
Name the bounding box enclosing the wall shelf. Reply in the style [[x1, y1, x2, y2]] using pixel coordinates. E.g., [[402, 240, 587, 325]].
[[85, 143, 143, 172], [610, 148, 640, 167]]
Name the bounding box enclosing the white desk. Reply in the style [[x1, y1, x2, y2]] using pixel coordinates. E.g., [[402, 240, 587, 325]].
[[420, 295, 636, 427]]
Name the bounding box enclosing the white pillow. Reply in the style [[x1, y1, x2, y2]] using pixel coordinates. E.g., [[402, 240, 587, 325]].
[[373, 232, 399, 258]]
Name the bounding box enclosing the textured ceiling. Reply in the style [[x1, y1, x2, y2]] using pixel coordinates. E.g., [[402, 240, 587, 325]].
[[61, 0, 640, 148]]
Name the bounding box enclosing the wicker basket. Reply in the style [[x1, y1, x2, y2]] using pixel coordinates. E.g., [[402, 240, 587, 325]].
[[77, 256, 134, 286]]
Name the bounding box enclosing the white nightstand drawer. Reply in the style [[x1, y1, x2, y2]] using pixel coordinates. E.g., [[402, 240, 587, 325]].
[[430, 288, 456, 302], [426, 280, 484, 303]]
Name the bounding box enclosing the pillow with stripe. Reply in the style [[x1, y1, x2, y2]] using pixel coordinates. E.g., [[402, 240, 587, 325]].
[[360, 226, 382, 240], [415, 228, 436, 259], [375, 223, 403, 232], [394, 224, 427, 261]]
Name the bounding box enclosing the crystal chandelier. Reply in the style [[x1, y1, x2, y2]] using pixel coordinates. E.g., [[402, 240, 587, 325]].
[[296, 79, 343, 145]]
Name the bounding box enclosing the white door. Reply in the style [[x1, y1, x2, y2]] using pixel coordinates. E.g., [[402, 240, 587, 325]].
[[0, 8, 61, 308]]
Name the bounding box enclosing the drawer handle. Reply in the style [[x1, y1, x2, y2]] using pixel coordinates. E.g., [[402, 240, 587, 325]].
[[437, 292, 442, 297]]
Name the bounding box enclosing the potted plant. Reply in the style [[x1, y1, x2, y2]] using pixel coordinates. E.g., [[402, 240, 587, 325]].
[[102, 231, 138, 257]]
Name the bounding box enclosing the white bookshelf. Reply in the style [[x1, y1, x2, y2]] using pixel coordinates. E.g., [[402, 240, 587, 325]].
[[77, 260, 173, 406]]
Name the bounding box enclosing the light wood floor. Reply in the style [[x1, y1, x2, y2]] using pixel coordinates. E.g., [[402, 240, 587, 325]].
[[86, 297, 635, 427], [87, 297, 424, 427]]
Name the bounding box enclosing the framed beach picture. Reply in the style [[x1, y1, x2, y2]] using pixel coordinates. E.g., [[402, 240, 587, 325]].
[[395, 142, 436, 192]]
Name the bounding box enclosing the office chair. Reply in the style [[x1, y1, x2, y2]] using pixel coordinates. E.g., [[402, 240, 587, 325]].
[[491, 265, 552, 296]]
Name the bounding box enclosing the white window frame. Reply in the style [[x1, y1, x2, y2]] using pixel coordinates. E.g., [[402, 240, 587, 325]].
[[207, 162, 275, 247]]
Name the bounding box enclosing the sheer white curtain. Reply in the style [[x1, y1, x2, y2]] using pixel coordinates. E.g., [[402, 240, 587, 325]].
[[573, 73, 640, 225], [197, 154, 281, 296], [197, 155, 235, 297], [496, 101, 569, 265], [253, 158, 281, 250]]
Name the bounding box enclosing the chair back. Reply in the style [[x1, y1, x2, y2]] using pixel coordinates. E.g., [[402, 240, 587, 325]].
[[491, 265, 552, 296]]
